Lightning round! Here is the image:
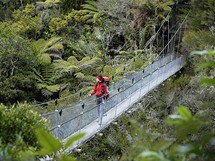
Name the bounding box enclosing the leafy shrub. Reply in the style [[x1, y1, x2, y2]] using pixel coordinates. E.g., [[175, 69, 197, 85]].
[[0, 103, 48, 149]]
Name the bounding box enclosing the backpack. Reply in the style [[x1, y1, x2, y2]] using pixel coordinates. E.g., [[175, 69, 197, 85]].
[[103, 77, 110, 87]]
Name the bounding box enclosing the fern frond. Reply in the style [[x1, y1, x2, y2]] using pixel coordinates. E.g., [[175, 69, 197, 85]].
[[53, 59, 77, 69], [31, 39, 47, 53], [74, 72, 85, 79], [44, 37, 63, 49], [38, 83, 61, 96], [158, 0, 174, 10], [45, 42, 64, 54], [34, 73, 45, 83], [49, 54, 62, 59], [84, 0, 98, 7], [38, 83, 48, 90], [41, 89, 53, 96], [40, 65, 56, 81], [53, 59, 77, 76], [67, 56, 78, 65], [46, 84, 61, 92], [77, 57, 102, 71], [45, 0, 61, 4], [82, 4, 98, 12], [78, 56, 91, 64], [115, 65, 125, 75], [81, 0, 98, 12], [39, 53, 52, 65]]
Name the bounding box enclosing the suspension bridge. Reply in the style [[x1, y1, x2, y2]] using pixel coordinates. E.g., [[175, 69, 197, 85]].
[[35, 12, 189, 153]]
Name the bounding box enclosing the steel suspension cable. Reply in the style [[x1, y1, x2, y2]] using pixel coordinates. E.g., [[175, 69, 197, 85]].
[[153, 13, 189, 61]]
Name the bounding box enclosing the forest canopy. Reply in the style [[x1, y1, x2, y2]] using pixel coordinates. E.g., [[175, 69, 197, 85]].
[[0, 0, 178, 106]]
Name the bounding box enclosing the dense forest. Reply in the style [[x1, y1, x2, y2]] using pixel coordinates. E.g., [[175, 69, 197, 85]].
[[0, 0, 183, 106], [0, 0, 214, 160]]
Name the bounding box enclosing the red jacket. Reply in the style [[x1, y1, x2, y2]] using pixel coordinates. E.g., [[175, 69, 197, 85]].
[[91, 82, 107, 99]]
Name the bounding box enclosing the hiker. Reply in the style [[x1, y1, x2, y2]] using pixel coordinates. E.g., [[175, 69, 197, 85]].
[[90, 75, 108, 125]]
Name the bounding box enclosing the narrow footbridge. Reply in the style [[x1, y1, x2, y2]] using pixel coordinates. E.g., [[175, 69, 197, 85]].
[[37, 12, 188, 152]]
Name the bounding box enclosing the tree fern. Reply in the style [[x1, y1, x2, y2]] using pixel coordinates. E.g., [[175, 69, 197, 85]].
[[67, 56, 79, 65], [40, 65, 56, 83], [39, 53, 52, 65], [36, 0, 61, 13], [81, 0, 99, 13], [77, 57, 103, 71], [36, 0, 61, 6], [45, 0, 61, 4], [32, 37, 64, 66], [74, 72, 85, 79], [44, 37, 63, 49], [32, 37, 65, 97], [53, 59, 78, 76]]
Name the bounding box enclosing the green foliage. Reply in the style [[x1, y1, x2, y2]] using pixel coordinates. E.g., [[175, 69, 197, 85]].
[[102, 65, 117, 77], [166, 106, 215, 160], [30, 37, 66, 98], [49, 9, 91, 34], [9, 4, 40, 39], [40, 53, 52, 65], [60, 0, 86, 13], [136, 109, 147, 122], [200, 78, 215, 85], [36, 0, 61, 7], [0, 73, 39, 104], [36, 128, 84, 160], [66, 9, 91, 23], [0, 28, 37, 76], [131, 57, 145, 70], [0, 117, 84, 160], [82, 0, 99, 13], [64, 133, 85, 149], [189, 0, 215, 30], [136, 150, 168, 161], [73, 118, 129, 161], [166, 106, 203, 140], [162, 75, 190, 93], [67, 56, 78, 64], [191, 50, 215, 86], [0, 28, 39, 104], [0, 103, 48, 149], [34, 65, 62, 97], [115, 65, 126, 76], [32, 37, 64, 64], [53, 59, 78, 74], [49, 17, 68, 33], [183, 0, 215, 52], [0, 0, 36, 21], [0, 0, 177, 106], [36, 128, 62, 155], [53, 56, 102, 77], [74, 72, 85, 79], [182, 30, 215, 51]]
